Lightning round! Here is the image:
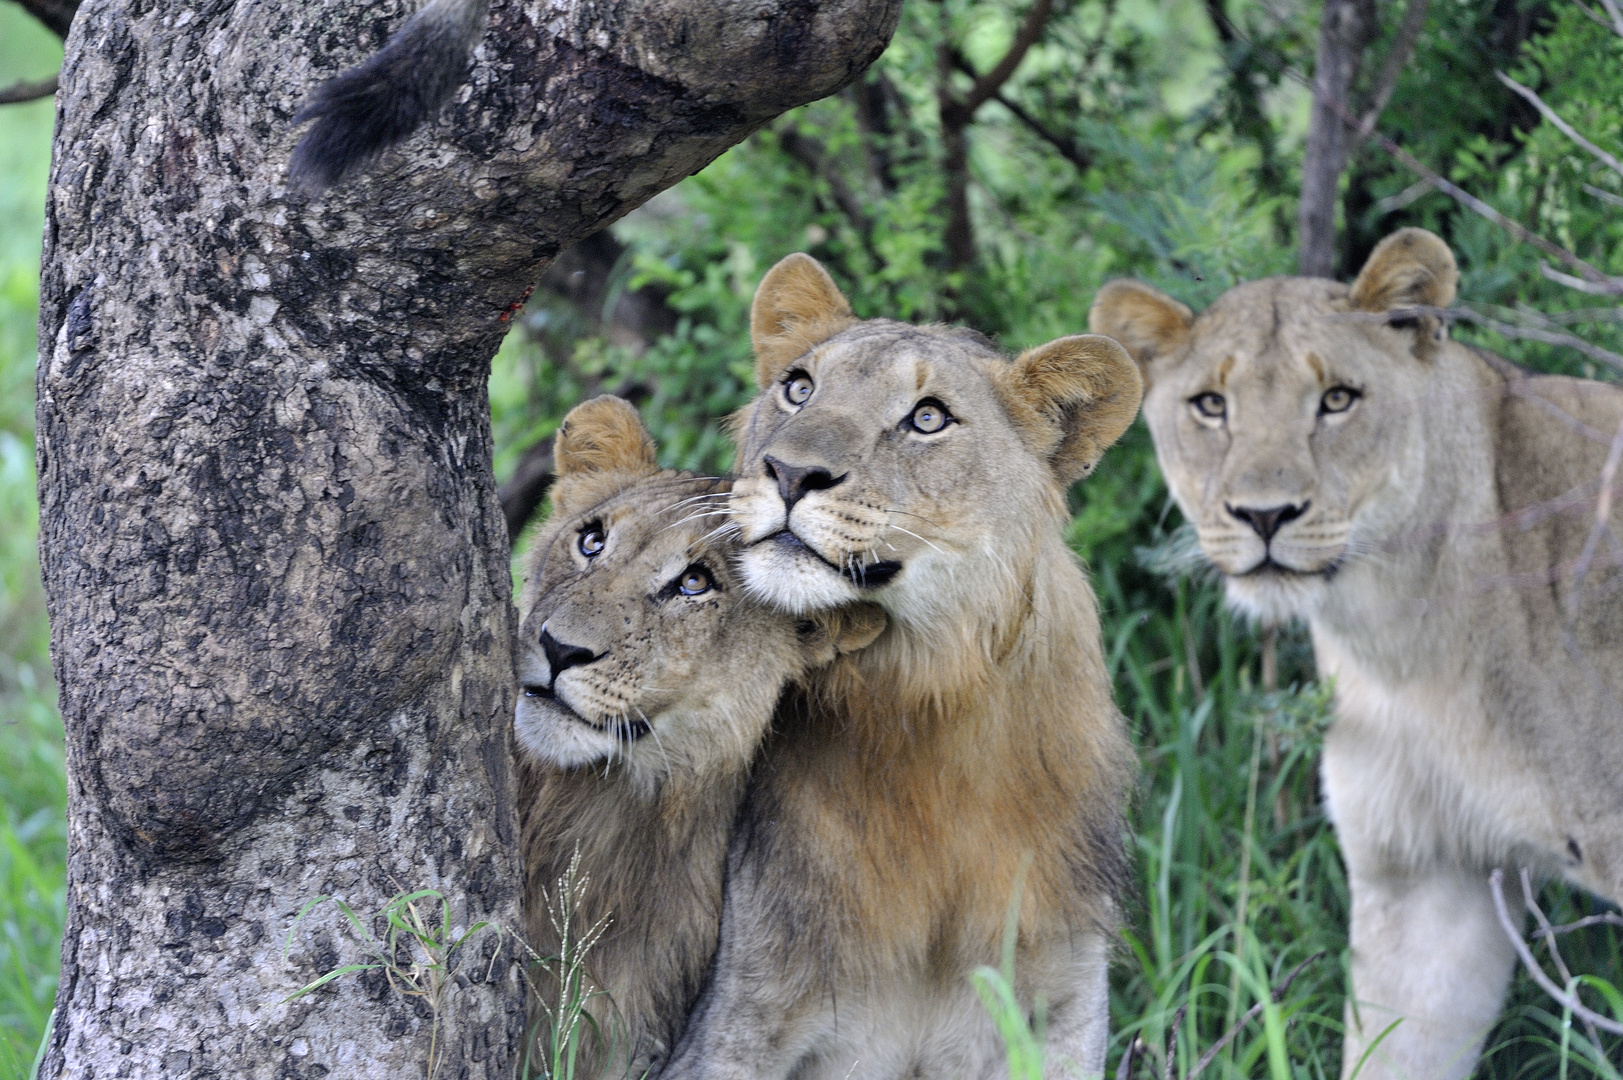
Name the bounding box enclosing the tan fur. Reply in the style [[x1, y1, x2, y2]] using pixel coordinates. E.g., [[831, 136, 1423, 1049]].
[[1088, 279, 1192, 364], [514, 397, 883, 1078], [548, 395, 662, 516], [1091, 229, 1623, 1080], [664, 256, 1141, 1080], [749, 252, 857, 389], [1347, 227, 1458, 312]]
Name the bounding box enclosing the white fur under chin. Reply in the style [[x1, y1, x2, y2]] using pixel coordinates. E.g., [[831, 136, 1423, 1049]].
[[739, 542, 862, 614], [514, 696, 621, 768], [1223, 570, 1328, 625]]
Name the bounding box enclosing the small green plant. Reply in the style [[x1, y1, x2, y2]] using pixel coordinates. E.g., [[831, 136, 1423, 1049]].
[[283, 887, 499, 1079], [520, 847, 619, 1080]]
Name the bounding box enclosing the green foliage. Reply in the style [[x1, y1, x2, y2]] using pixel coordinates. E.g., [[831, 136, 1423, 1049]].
[[0, 8, 65, 1076], [283, 889, 501, 1079]]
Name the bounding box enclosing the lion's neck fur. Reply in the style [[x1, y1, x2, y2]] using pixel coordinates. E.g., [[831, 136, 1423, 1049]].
[[770, 514, 1133, 969], [518, 754, 747, 1075]]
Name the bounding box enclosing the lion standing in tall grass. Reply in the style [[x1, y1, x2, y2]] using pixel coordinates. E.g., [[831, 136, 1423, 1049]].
[[1092, 228, 1623, 1080]]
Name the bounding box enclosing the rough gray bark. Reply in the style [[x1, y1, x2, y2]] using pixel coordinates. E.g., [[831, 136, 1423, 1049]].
[[1297, 0, 1376, 277], [33, 0, 899, 1076]]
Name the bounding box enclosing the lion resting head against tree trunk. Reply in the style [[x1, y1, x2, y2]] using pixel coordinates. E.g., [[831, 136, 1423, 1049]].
[[513, 396, 883, 1078], [1092, 228, 1623, 1080]]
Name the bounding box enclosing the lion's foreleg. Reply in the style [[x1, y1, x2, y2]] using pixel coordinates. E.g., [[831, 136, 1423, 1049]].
[[1039, 930, 1112, 1080], [660, 901, 818, 1080], [1341, 865, 1519, 1080]]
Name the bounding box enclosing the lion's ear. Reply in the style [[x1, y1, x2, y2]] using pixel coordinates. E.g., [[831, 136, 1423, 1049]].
[[1088, 280, 1193, 381], [751, 253, 856, 389], [1001, 334, 1144, 487], [549, 396, 659, 515], [1350, 228, 1457, 311]]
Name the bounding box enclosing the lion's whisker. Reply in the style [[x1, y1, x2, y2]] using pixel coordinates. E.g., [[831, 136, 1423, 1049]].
[[884, 523, 945, 554]]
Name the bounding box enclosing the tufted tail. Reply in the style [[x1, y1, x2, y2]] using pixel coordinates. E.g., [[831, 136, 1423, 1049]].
[[289, 0, 490, 193]]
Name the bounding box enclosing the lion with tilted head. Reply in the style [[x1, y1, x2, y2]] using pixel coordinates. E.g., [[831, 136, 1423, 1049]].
[[513, 396, 883, 1079], [1091, 228, 1623, 1080], [662, 255, 1143, 1080]]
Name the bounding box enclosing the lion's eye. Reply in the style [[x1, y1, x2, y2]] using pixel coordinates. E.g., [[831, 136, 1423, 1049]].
[[1320, 386, 1360, 414], [785, 372, 814, 407], [1190, 392, 1226, 420], [578, 524, 606, 557], [907, 399, 951, 433], [677, 565, 713, 597]]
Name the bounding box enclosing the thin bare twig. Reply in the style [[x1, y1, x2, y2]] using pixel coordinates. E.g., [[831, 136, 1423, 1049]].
[[1164, 1002, 1187, 1080], [1368, 130, 1619, 286], [1115, 1036, 1143, 1080], [1496, 72, 1623, 179], [1373, 179, 1434, 216], [1582, 183, 1623, 209], [1540, 263, 1623, 297], [1519, 869, 1606, 1052], [1355, 305, 1623, 371], [1550, 912, 1623, 935], [1597, 0, 1623, 37], [1185, 951, 1327, 1079], [1270, 59, 1623, 288], [1489, 869, 1623, 1036], [0, 74, 58, 106], [1510, 303, 1623, 326]]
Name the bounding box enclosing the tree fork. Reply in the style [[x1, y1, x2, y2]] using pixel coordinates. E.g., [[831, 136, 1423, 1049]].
[[34, 0, 899, 1075]]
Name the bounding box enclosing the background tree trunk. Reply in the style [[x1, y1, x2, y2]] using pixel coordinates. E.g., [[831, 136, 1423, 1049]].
[[33, 0, 898, 1075], [1297, 0, 1375, 276]]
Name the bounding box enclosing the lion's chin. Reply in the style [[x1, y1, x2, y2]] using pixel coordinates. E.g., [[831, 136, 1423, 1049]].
[[514, 693, 649, 769], [1222, 567, 1330, 625], [739, 532, 864, 615]]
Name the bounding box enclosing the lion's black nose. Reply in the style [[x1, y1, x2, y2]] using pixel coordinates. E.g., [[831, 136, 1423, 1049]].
[[1228, 501, 1308, 542], [763, 455, 844, 514], [541, 629, 599, 681]]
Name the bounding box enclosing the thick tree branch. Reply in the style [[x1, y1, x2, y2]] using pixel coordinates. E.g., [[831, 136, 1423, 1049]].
[[955, 0, 1053, 119], [949, 53, 1092, 172], [13, 0, 78, 38], [937, 0, 1055, 276], [0, 73, 57, 104], [1297, 0, 1376, 275], [37, 0, 902, 1074]]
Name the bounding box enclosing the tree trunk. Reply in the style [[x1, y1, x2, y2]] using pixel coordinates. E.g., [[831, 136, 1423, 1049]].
[[1297, 0, 1376, 277], [33, 0, 899, 1076]]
